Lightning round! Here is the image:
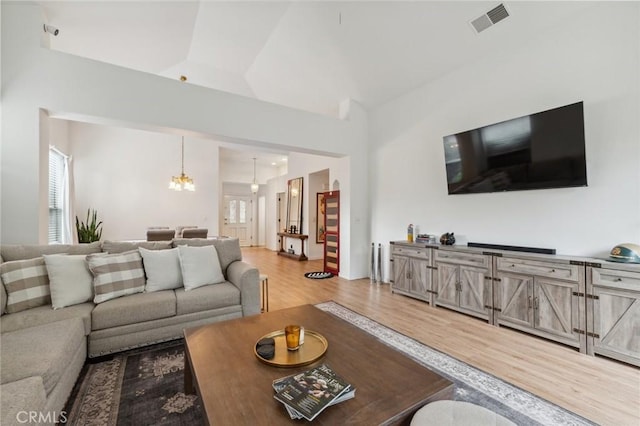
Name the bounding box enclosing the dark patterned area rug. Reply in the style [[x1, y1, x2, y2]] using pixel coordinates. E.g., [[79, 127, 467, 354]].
[[65, 302, 594, 425], [65, 342, 202, 425]]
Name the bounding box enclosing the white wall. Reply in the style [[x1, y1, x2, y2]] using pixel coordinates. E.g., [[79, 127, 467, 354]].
[[1, 5, 47, 245], [49, 118, 70, 154], [70, 122, 220, 241], [1, 3, 370, 280], [370, 3, 640, 281]]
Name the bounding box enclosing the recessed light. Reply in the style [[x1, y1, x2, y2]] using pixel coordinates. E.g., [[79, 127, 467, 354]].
[[271, 162, 276, 166]]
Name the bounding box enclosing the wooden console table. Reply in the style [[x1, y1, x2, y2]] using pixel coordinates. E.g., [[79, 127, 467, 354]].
[[277, 232, 308, 261]]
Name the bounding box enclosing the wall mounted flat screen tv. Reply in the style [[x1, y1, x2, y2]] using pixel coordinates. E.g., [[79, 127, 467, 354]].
[[443, 101, 587, 195]]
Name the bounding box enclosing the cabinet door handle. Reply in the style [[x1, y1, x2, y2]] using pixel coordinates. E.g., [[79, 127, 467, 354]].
[[550, 269, 556, 273], [614, 277, 623, 282], [528, 296, 532, 309], [534, 297, 539, 310]]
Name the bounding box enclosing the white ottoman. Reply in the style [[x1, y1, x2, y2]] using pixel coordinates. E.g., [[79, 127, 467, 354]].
[[411, 400, 516, 426]]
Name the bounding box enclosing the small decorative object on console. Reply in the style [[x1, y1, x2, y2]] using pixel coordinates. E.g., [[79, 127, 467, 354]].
[[256, 337, 275, 359], [407, 224, 414, 242], [440, 232, 456, 245], [416, 234, 437, 244], [284, 325, 303, 351], [258, 337, 275, 346], [609, 243, 640, 263]]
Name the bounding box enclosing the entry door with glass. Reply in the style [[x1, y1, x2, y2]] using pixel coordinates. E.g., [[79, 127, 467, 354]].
[[223, 195, 252, 246]]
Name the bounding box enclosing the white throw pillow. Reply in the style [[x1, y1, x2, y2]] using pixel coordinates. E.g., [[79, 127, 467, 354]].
[[139, 247, 183, 292], [43, 254, 94, 309], [178, 245, 225, 291]]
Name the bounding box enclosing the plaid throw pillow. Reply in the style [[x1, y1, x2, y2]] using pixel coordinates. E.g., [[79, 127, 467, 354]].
[[0, 257, 51, 313], [87, 250, 145, 304]]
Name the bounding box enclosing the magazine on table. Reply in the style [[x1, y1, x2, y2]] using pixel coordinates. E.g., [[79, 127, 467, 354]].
[[273, 373, 356, 419], [276, 388, 356, 420], [273, 364, 354, 421]]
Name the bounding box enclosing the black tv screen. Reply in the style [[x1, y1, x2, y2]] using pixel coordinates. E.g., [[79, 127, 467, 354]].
[[443, 102, 587, 194]]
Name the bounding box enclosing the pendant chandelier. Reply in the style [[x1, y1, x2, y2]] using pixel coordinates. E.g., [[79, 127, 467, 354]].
[[169, 136, 195, 191], [250, 157, 259, 194]]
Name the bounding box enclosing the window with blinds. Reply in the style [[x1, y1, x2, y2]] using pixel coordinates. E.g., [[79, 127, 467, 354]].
[[49, 149, 64, 244]]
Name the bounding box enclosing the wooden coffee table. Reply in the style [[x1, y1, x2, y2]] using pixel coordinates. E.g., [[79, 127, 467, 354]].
[[183, 304, 453, 425]]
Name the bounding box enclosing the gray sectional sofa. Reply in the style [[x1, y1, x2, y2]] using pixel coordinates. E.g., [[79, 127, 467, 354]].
[[0, 237, 260, 425]]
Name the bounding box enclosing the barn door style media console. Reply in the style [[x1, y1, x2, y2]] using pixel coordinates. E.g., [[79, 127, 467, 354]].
[[390, 241, 640, 367]]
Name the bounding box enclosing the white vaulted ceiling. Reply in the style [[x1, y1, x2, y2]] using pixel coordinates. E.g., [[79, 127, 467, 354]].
[[42, 1, 596, 118]]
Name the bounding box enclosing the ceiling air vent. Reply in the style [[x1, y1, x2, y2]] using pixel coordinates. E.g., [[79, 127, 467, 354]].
[[470, 3, 510, 34]]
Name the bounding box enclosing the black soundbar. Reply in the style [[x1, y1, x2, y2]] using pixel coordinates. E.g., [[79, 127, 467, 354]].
[[467, 242, 556, 255]]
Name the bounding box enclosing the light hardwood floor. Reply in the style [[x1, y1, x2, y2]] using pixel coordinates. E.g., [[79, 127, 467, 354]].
[[242, 247, 640, 426]]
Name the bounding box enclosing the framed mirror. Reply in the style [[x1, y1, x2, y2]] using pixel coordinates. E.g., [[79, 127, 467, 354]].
[[286, 177, 303, 233]]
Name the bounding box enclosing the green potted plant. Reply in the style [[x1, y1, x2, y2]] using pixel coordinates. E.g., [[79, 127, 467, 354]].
[[76, 208, 103, 243]]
